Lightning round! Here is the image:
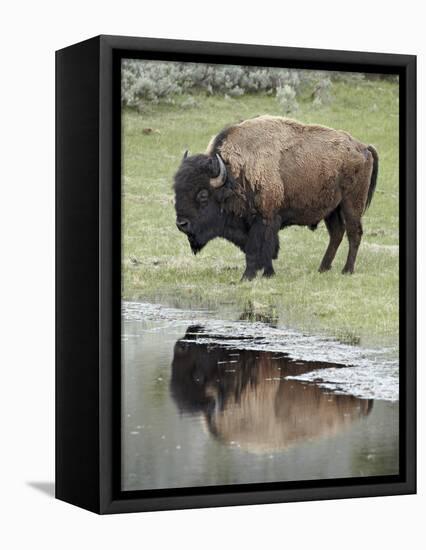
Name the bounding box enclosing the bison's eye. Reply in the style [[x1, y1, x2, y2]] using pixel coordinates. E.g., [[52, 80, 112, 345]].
[[196, 189, 209, 207]]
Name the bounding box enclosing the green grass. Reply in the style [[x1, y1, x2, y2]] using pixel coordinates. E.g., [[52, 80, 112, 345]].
[[122, 80, 399, 348]]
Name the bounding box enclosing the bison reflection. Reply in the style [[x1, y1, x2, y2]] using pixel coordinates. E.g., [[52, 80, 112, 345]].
[[171, 326, 372, 454]]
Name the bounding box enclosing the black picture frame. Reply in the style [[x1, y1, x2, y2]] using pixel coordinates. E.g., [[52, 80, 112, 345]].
[[56, 34, 416, 514]]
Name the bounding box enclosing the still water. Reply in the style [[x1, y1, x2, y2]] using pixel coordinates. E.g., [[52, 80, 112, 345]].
[[122, 303, 399, 491]]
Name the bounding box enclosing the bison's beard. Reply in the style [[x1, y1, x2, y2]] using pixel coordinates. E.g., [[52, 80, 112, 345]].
[[186, 222, 224, 255], [188, 234, 206, 255]]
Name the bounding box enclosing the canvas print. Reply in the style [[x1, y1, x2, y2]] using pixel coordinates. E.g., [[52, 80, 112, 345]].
[[120, 59, 399, 491]]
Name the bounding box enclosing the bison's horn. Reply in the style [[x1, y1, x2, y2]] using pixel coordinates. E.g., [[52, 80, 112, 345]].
[[183, 150, 189, 160], [210, 154, 226, 188]]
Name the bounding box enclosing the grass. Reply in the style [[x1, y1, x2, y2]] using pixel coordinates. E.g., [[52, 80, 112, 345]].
[[122, 79, 399, 348]]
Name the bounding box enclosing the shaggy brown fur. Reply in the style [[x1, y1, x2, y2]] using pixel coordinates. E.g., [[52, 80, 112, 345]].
[[207, 115, 373, 221], [205, 115, 377, 275]]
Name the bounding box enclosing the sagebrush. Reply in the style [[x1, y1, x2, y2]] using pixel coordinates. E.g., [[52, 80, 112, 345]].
[[121, 60, 375, 113]]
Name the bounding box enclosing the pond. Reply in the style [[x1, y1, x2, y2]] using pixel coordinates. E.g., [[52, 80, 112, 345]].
[[121, 302, 399, 491]]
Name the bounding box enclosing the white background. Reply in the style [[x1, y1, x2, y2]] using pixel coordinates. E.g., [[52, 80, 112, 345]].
[[0, 1, 423, 548]]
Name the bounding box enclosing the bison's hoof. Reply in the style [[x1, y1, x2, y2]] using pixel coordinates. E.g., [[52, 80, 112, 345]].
[[341, 266, 354, 275], [318, 264, 332, 273], [241, 271, 256, 282], [263, 268, 275, 278]]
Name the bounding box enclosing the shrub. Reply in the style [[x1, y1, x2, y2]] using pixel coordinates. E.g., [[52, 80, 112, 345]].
[[311, 77, 332, 107], [276, 84, 299, 113], [121, 59, 383, 112]]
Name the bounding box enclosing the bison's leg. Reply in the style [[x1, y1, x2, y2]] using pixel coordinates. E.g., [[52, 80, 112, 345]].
[[263, 232, 279, 277], [263, 260, 275, 278], [340, 160, 372, 274], [241, 227, 263, 281], [241, 255, 259, 281], [340, 197, 364, 274], [342, 218, 363, 274], [241, 218, 277, 281], [272, 233, 280, 260], [318, 207, 345, 272]]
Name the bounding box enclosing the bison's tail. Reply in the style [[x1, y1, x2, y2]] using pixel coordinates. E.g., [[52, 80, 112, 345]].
[[365, 145, 379, 212]]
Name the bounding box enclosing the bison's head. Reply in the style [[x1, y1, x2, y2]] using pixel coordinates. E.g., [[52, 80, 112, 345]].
[[173, 152, 228, 254]]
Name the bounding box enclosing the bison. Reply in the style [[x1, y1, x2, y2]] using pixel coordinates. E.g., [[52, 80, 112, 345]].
[[174, 115, 378, 280]]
